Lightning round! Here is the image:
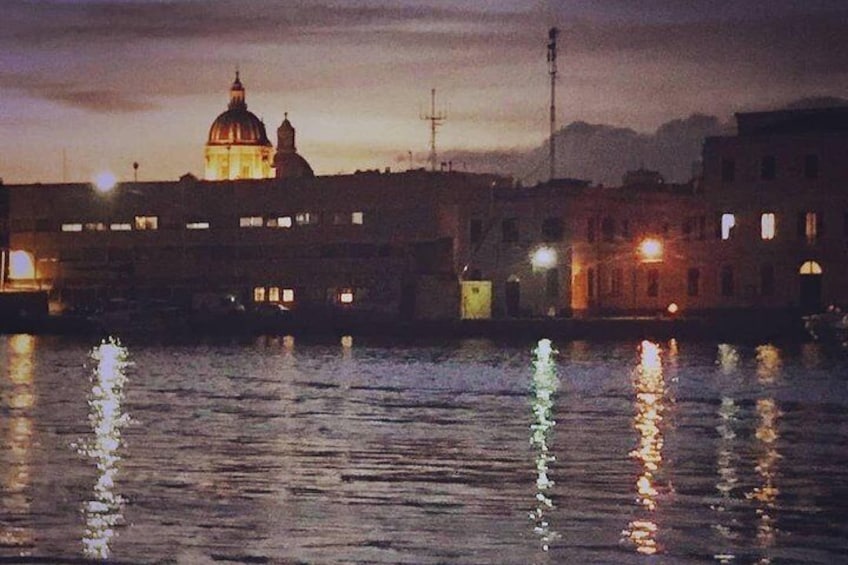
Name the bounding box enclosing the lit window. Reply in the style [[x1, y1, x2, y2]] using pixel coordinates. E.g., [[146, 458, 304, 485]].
[[296, 212, 319, 226], [268, 287, 280, 302], [805, 212, 817, 243], [761, 213, 776, 240], [352, 212, 364, 225], [134, 216, 158, 230], [253, 286, 266, 302], [799, 260, 823, 275], [84, 222, 107, 232], [268, 216, 293, 228], [186, 222, 210, 230], [721, 213, 735, 240], [239, 216, 263, 228], [339, 289, 354, 304], [110, 223, 132, 231], [282, 288, 295, 303], [8, 250, 35, 279], [61, 223, 83, 232]]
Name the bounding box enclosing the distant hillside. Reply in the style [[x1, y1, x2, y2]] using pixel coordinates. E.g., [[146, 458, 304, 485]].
[[443, 96, 848, 186]]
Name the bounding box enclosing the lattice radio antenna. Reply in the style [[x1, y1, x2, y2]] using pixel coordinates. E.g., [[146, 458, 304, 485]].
[[547, 27, 559, 181], [420, 88, 447, 172]]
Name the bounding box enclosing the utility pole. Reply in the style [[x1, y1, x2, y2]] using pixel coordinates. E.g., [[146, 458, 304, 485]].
[[420, 88, 447, 172], [547, 27, 559, 181]]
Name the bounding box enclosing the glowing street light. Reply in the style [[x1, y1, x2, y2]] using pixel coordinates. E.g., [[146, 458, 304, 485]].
[[93, 171, 117, 193], [638, 238, 663, 263], [531, 246, 557, 271]]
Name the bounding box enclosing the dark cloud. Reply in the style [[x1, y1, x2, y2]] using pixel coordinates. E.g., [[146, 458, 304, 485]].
[[0, 72, 157, 113], [43, 89, 157, 112]]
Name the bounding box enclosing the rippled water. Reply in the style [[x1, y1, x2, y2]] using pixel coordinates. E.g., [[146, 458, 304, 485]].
[[2, 333, 848, 564]]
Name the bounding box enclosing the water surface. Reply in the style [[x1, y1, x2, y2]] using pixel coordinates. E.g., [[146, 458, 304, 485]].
[[1, 334, 847, 563]]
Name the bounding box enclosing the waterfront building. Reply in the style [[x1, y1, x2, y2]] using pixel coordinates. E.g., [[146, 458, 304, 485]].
[[0, 170, 509, 319], [460, 106, 848, 318], [2, 105, 847, 321]]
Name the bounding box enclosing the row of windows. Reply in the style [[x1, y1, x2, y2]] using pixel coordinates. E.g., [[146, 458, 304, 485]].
[[253, 286, 355, 305], [57, 212, 365, 234], [474, 209, 845, 246], [718, 211, 827, 243], [586, 263, 787, 300], [721, 154, 819, 182]]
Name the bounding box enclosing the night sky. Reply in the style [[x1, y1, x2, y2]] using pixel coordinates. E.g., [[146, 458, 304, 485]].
[[1, 0, 846, 183]]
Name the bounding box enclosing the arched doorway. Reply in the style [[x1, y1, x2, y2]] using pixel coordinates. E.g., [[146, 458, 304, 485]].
[[799, 260, 823, 312], [505, 275, 520, 317]]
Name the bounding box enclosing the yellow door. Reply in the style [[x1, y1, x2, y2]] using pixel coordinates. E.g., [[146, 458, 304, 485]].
[[460, 281, 492, 319]]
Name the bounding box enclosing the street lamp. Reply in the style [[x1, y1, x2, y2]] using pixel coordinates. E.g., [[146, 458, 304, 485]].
[[530, 246, 557, 271], [93, 171, 117, 194], [638, 238, 663, 263]]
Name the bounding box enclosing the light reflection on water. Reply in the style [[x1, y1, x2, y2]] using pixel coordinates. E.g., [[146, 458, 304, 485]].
[[529, 338, 559, 552], [79, 337, 131, 559], [622, 339, 666, 555], [0, 335, 847, 563], [1, 335, 35, 551]]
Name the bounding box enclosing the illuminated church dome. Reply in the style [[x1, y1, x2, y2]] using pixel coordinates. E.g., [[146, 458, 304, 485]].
[[204, 72, 273, 180]]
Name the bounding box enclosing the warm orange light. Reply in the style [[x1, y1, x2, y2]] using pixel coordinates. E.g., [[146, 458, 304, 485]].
[[667, 303, 679, 315], [638, 238, 663, 263], [8, 251, 35, 280]]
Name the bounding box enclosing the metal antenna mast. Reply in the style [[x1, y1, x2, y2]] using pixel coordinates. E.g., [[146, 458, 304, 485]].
[[547, 27, 559, 181], [421, 88, 447, 172]]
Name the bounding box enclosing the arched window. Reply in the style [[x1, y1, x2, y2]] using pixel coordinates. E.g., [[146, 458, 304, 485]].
[[799, 261, 823, 275]]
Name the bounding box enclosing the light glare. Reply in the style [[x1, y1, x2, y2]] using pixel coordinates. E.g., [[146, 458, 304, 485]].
[[8, 250, 35, 280], [94, 172, 117, 193]]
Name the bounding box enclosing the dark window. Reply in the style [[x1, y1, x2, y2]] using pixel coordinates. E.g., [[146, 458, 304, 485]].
[[687, 268, 700, 297], [35, 218, 50, 232], [761, 264, 775, 297], [721, 266, 734, 297], [470, 218, 483, 245], [541, 217, 563, 242], [545, 268, 559, 300], [683, 217, 693, 240], [587, 218, 596, 243], [587, 268, 596, 300], [697, 216, 706, 240], [601, 217, 615, 242], [761, 155, 776, 180], [610, 267, 623, 296], [621, 219, 631, 240], [647, 269, 659, 297], [501, 218, 518, 243], [844, 211, 848, 238], [721, 158, 736, 182], [804, 154, 819, 180]]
